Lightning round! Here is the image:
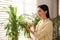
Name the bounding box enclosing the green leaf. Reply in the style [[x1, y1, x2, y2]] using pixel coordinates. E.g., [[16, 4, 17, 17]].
[[24, 29, 30, 38]]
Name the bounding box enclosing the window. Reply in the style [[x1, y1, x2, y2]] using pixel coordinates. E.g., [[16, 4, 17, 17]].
[[0, 0, 12, 40], [13, 0, 37, 16]]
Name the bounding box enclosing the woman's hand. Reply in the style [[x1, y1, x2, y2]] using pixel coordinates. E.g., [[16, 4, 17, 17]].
[[26, 26, 34, 34], [25, 20, 34, 34], [28, 20, 34, 27]]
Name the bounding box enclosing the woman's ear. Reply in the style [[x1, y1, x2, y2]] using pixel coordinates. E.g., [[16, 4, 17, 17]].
[[45, 11, 47, 14]]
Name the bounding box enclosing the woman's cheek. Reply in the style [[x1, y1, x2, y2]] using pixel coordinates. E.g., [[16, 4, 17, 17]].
[[38, 12, 40, 15], [37, 11, 41, 15]]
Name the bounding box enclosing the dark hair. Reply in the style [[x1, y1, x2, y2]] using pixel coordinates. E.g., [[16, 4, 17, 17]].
[[37, 4, 50, 18]]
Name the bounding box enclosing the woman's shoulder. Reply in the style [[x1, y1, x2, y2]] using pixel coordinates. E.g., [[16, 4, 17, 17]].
[[47, 19, 53, 24]]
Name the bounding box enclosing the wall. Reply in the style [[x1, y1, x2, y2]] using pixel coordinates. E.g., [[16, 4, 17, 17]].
[[59, 0, 60, 15], [59, 0, 60, 37]]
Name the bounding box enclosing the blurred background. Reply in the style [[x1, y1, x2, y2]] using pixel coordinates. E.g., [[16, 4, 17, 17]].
[[0, 0, 60, 40]]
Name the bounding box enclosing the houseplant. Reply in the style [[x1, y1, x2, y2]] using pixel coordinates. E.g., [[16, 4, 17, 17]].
[[18, 13, 40, 38], [5, 5, 19, 40], [52, 15, 60, 40], [4, 5, 33, 39]]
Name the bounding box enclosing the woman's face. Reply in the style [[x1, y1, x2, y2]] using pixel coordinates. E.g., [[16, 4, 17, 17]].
[[37, 8, 47, 17]]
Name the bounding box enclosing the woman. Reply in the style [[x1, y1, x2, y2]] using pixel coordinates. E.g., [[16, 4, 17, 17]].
[[28, 4, 53, 40]]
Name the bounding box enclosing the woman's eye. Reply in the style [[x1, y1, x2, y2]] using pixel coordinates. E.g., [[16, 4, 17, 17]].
[[38, 10, 41, 12]]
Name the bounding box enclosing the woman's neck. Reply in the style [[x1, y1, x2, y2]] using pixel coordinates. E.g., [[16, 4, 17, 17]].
[[41, 16, 48, 21]]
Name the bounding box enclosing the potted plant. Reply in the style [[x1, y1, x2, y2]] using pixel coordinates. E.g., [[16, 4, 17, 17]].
[[5, 5, 19, 40]]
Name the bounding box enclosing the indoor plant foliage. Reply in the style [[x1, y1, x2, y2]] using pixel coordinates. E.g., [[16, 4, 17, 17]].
[[5, 5, 19, 40], [52, 16, 60, 25], [18, 13, 40, 38], [52, 15, 60, 40], [17, 15, 30, 38]]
